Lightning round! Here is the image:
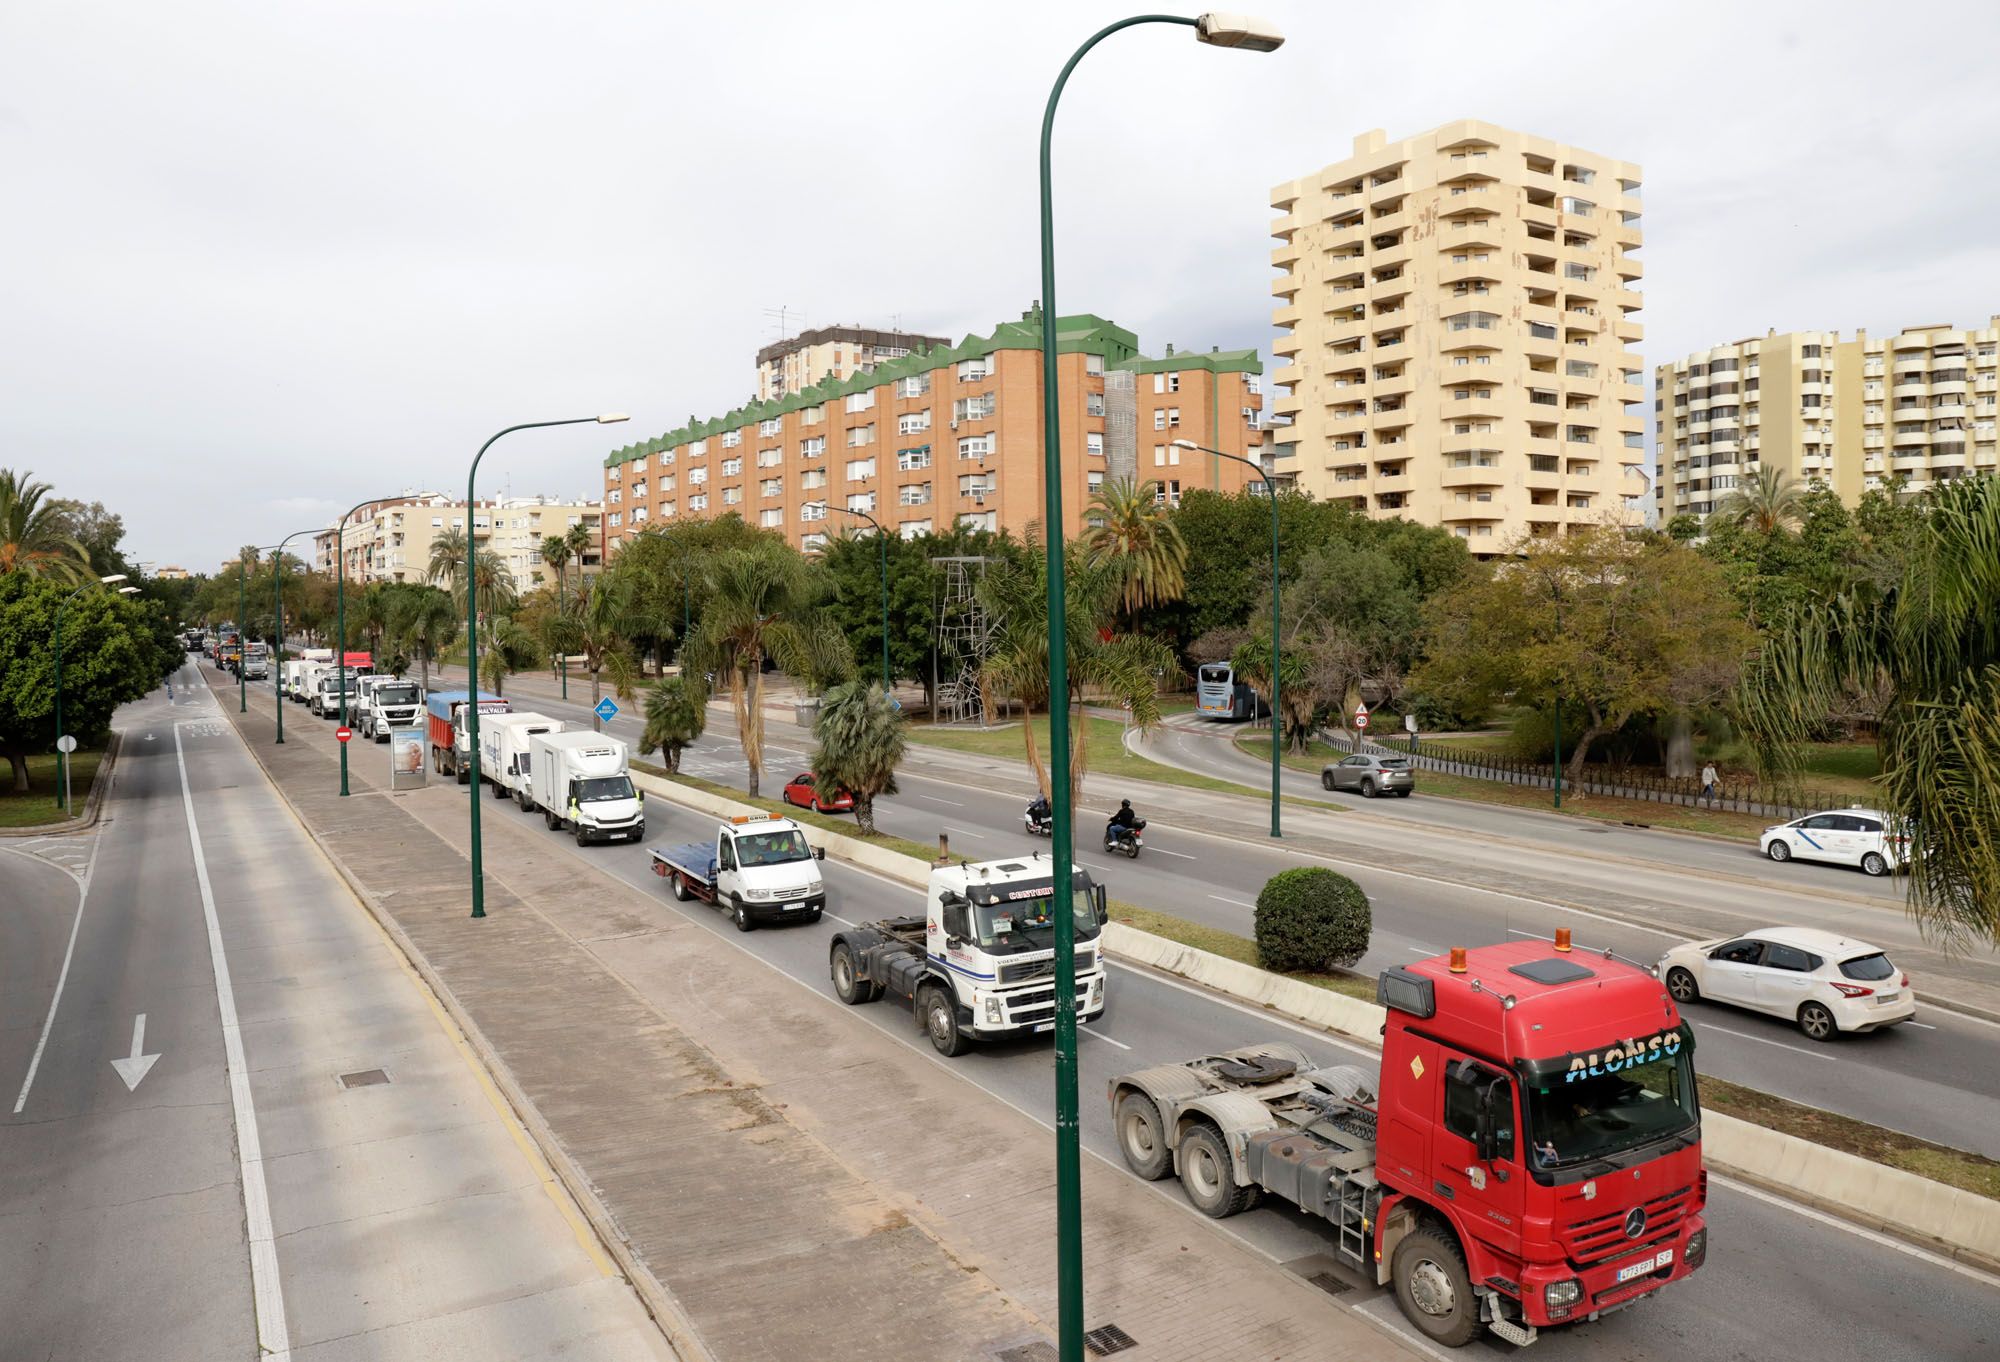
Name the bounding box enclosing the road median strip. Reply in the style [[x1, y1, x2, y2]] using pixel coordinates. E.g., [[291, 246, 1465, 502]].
[[630, 767, 2000, 1274]]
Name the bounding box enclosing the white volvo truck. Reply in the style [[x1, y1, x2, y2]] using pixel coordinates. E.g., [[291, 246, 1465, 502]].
[[829, 855, 1110, 1056]]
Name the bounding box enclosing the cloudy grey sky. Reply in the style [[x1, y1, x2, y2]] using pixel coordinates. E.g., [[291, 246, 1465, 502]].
[[4, 1, 1996, 572]]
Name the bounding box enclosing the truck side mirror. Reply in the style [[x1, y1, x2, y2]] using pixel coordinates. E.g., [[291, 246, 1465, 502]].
[[940, 901, 968, 946], [1476, 1078, 1512, 1162], [814, 845, 826, 861], [1093, 884, 1108, 925]]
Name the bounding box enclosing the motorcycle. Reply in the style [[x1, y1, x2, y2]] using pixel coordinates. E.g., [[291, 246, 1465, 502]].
[[1104, 819, 1146, 859], [1024, 803, 1053, 837]]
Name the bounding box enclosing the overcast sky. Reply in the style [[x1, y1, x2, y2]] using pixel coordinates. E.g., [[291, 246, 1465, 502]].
[[5, 1, 1996, 572]]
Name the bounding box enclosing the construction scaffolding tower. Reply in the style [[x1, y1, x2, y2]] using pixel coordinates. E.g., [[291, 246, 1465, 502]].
[[931, 555, 995, 727]]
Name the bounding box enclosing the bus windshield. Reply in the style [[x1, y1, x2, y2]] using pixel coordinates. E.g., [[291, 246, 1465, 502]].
[[1523, 1050, 1699, 1169]]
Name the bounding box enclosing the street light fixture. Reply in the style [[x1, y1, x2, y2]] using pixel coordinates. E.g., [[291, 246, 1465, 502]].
[[466, 413, 629, 920], [1175, 437, 1281, 838], [271, 529, 316, 744], [1036, 16, 1281, 1360], [812, 500, 892, 693], [51, 574, 135, 814]]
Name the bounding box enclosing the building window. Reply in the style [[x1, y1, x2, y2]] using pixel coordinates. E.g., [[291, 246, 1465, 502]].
[[1087, 471, 1104, 492], [690, 439, 707, 457], [897, 445, 932, 471], [760, 508, 783, 528], [899, 483, 932, 507], [1087, 392, 1105, 417], [898, 411, 932, 435], [1153, 479, 1182, 508], [847, 424, 876, 447], [689, 466, 708, 485], [757, 447, 782, 467], [846, 492, 877, 513], [801, 532, 828, 551], [896, 374, 931, 399], [958, 473, 995, 498], [845, 390, 876, 414], [953, 394, 996, 422], [801, 502, 827, 522], [688, 494, 708, 512], [1445, 311, 1498, 331], [957, 357, 992, 382], [759, 417, 783, 437], [721, 457, 742, 477], [801, 436, 827, 458], [609, 489, 622, 504], [1086, 432, 1104, 457], [1085, 354, 1105, 376], [898, 519, 932, 539], [722, 430, 742, 448], [957, 435, 993, 460], [721, 487, 741, 505], [761, 478, 783, 497], [800, 404, 825, 425], [800, 469, 827, 490], [632, 505, 649, 522], [845, 457, 876, 481]]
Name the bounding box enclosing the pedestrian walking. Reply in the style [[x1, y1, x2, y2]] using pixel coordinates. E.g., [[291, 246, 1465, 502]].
[[1700, 761, 1718, 806]]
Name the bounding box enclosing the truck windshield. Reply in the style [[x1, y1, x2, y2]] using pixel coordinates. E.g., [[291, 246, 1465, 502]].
[[374, 684, 420, 706], [1523, 1050, 1698, 1169], [736, 829, 811, 866], [575, 776, 635, 804], [969, 889, 1099, 952]]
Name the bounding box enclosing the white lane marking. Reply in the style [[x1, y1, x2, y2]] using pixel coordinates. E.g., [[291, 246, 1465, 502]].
[[1714, 1172, 2000, 1290], [944, 826, 985, 839], [1906, 1022, 1938, 1031], [174, 723, 291, 1361], [8, 781, 113, 1115], [826, 913, 858, 927], [1405, 947, 1434, 955], [1353, 1299, 1460, 1362], [1207, 894, 1254, 909], [1078, 1028, 1133, 1051], [916, 794, 964, 807], [110, 1012, 163, 1091], [1693, 1021, 1829, 1059], [1149, 847, 1197, 860]]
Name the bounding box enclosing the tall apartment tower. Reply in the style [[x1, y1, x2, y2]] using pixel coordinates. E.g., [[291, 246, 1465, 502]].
[[756, 324, 951, 402], [1656, 319, 2000, 522], [1270, 121, 1647, 549]]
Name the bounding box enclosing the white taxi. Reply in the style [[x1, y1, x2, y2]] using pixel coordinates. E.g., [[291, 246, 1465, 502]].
[[1760, 807, 1908, 877]]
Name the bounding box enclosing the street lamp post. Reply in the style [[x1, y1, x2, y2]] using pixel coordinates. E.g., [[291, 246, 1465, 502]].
[[53, 573, 130, 813], [238, 549, 277, 715], [272, 529, 315, 744], [334, 498, 402, 796], [466, 414, 628, 920], [1036, 16, 1282, 1359], [1174, 438, 1280, 838], [824, 504, 891, 692]]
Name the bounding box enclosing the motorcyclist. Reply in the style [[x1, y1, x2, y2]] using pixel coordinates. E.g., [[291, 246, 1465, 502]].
[[1025, 792, 1052, 826], [1106, 799, 1142, 841]]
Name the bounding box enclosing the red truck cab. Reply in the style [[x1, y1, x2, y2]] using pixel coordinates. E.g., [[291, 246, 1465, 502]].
[[1372, 936, 1707, 1343]]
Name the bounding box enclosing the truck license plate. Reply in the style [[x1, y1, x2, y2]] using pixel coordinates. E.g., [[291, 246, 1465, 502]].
[[782, 901, 804, 912], [1033, 1022, 1053, 1033], [1616, 1248, 1671, 1283]]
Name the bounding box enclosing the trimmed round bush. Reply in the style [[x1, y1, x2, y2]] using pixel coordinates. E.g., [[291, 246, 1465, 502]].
[[1254, 867, 1371, 974]]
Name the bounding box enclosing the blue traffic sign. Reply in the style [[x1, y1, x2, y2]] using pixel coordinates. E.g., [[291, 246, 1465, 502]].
[[594, 698, 619, 722]]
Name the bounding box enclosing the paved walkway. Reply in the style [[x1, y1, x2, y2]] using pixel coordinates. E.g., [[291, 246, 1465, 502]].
[[220, 672, 1409, 1362]]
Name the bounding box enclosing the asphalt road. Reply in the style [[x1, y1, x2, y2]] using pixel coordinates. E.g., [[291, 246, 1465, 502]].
[[0, 661, 673, 1361], [396, 734, 2000, 1362], [416, 666, 2000, 1161]]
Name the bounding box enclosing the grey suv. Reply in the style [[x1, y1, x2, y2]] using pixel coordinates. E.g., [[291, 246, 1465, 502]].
[[1320, 753, 1415, 798]]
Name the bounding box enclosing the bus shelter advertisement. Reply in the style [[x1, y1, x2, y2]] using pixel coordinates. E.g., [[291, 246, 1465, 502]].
[[389, 727, 426, 791]]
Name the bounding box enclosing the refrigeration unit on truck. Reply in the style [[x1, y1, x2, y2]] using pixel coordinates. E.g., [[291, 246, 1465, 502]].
[[529, 730, 644, 844], [828, 855, 1110, 1057], [649, 813, 827, 929], [1108, 934, 1707, 1349], [287, 649, 333, 703], [426, 690, 510, 781], [360, 677, 425, 742], [479, 712, 564, 808]]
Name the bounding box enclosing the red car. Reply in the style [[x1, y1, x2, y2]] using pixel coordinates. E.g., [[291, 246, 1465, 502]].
[[782, 772, 854, 814]]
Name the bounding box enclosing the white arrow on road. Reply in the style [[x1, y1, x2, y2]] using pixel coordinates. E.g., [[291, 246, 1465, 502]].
[[110, 1013, 161, 1091]]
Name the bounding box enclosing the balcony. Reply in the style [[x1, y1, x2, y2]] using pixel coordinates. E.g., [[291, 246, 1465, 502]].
[[1271, 240, 1300, 269], [1271, 270, 1299, 299], [1441, 463, 1503, 489], [1893, 427, 1930, 448], [1892, 378, 1928, 399]]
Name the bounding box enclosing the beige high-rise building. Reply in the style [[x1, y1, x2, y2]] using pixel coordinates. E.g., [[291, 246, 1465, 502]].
[[313, 493, 602, 588], [1270, 120, 1647, 550], [1656, 320, 2000, 522], [755, 324, 950, 403]]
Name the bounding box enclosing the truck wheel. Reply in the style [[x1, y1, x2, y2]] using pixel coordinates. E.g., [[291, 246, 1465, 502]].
[[1115, 1092, 1173, 1181], [1177, 1123, 1256, 1218], [575, 823, 589, 846], [455, 764, 468, 786], [921, 987, 970, 1057], [831, 944, 878, 1005], [544, 808, 560, 831], [732, 898, 756, 932], [1391, 1227, 1481, 1348], [492, 779, 509, 800], [670, 873, 691, 902]]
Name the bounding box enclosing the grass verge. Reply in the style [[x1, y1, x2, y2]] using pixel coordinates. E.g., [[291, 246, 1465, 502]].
[[633, 760, 944, 865], [1116, 903, 1998, 1201], [0, 751, 101, 828]]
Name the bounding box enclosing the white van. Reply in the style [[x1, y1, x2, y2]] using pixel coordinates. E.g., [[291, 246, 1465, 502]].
[[529, 731, 644, 845], [479, 712, 565, 808]]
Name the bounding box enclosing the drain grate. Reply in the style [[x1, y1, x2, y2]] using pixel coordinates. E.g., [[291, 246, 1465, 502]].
[[1083, 1324, 1137, 1356], [997, 1345, 1057, 1362], [1285, 1252, 1358, 1297], [338, 1069, 390, 1088], [1305, 1270, 1353, 1296]]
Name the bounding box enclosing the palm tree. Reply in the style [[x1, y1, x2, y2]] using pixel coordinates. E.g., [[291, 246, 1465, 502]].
[[1081, 477, 1189, 620], [542, 573, 643, 731], [683, 542, 853, 797], [541, 535, 573, 605], [0, 469, 92, 581], [564, 520, 594, 581], [977, 541, 1177, 806], [1740, 475, 2000, 947], [1716, 465, 1807, 535], [638, 674, 707, 774], [479, 615, 541, 697], [811, 681, 907, 836], [394, 586, 459, 690], [430, 529, 516, 624], [357, 582, 395, 661], [427, 527, 469, 591]]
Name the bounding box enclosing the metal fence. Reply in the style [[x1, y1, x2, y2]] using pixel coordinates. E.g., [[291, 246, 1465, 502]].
[[1355, 735, 1858, 821]]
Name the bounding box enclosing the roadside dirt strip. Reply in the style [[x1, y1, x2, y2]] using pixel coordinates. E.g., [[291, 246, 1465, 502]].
[[220, 694, 1412, 1362]]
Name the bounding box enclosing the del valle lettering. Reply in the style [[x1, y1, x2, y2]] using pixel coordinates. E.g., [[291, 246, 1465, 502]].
[[1564, 1031, 1681, 1083]]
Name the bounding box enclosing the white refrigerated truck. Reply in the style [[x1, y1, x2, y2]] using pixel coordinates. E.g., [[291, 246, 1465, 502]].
[[528, 730, 645, 845], [480, 712, 564, 808]]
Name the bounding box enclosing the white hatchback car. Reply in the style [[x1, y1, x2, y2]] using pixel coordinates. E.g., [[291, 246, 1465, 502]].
[[1657, 927, 1915, 1041], [1760, 807, 1908, 877]]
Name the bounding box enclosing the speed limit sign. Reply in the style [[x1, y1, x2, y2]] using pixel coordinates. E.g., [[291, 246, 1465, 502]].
[[1353, 704, 1369, 730]]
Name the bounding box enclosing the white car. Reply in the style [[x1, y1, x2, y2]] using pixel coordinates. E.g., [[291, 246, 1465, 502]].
[[1760, 807, 1908, 877], [1657, 927, 1915, 1041]]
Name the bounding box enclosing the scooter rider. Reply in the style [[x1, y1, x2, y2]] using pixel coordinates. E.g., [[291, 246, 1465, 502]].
[[1106, 799, 1142, 843], [1025, 791, 1052, 830]]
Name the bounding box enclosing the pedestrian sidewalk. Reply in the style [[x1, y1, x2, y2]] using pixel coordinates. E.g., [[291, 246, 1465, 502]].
[[220, 678, 1412, 1362]]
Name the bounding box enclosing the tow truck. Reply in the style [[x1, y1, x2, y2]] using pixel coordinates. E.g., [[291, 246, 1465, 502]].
[[1109, 932, 1707, 1348], [829, 854, 1109, 1057], [650, 813, 827, 930]]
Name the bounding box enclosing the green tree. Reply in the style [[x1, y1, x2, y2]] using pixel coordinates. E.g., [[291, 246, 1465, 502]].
[[810, 681, 907, 836], [479, 615, 542, 697], [389, 585, 458, 690], [0, 576, 163, 790], [1715, 464, 1807, 535], [1082, 477, 1188, 621], [542, 573, 643, 731], [683, 542, 852, 797], [1740, 475, 2000, 947], [0, 469, 92, 582], [1416, 527, 1756, 787], [638, 674, 707, 774], [44, 498, 131, 578]]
